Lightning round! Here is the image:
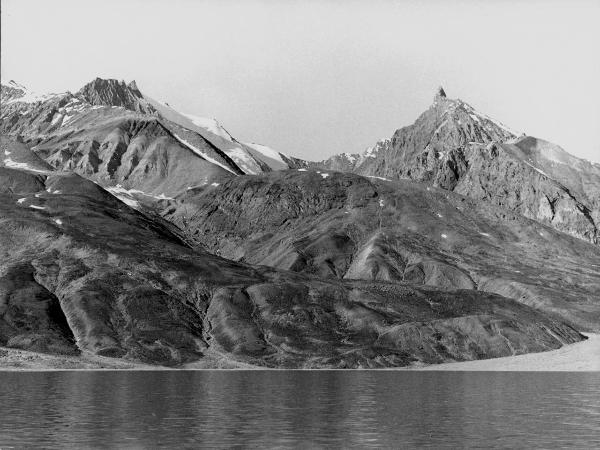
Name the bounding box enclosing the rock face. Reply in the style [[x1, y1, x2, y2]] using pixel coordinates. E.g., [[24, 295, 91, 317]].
[[76, 78, 156, 114], [435, 85, 447, 100], [0, 263, 78, 355], [315, 89, 600, 245], [0, 160, 584, 367], [164, 170, 600, 331]]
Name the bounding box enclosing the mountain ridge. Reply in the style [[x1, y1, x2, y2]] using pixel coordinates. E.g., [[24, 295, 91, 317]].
[[1, 77, 303, 177], [313, 88, 600, 245], [1, 77, 599, 368]]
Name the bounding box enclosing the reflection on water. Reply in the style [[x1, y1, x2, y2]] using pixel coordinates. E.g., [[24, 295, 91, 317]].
[[0, 371, 599, 448]]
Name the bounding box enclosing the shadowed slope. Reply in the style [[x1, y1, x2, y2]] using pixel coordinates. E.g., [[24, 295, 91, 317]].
[[163, 169, 600, 331], [0, 164, 584, 367]]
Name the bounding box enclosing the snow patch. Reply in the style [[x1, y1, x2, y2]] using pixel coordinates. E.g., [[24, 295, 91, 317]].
[[342, 152, 356, 163], [107, 185, 173, 202], [54, 219, 63, 225], [211, 182, 220, 187], [321, 173, 329, 179], [182, 114, 235, 142], [245, 143, 286, 165], [173, 134, 237, 175], [365, 175, 391, 181], [223, 147, 260, 175], [50, 113, 63, 126], [3, 158, 47, 173], [297, 168, 307, 172], [364, 147, 377, 158], [17, 198, 27, 204], [441, 234, 448, 239], [6, 87, 65, 104], [523, 160, 552, 179], [479, 232, 491, 237], [29, 205, 46, 210]]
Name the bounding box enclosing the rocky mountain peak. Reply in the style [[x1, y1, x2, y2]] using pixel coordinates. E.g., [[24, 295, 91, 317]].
[[76, 77, 155, 114], [435, 86, 447, 101], [127, 80, 141, 94]]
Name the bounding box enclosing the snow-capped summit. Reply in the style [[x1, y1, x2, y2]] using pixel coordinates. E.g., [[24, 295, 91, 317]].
[[1, 76, 303, 176], [1, 78, 66, 104], [144, 95, 302, 174]]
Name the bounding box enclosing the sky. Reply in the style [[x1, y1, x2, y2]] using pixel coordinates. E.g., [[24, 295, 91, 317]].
[[2, 0, 599, 162]]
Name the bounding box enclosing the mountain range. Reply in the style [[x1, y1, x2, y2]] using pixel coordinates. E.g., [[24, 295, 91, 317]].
[[1, 77, 598, 368]]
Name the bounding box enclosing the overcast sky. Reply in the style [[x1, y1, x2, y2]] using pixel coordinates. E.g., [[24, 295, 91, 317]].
[[2, 0, 599, 162]]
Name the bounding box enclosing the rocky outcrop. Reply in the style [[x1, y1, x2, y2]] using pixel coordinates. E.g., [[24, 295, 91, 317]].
[[0, 264, 78, 355]]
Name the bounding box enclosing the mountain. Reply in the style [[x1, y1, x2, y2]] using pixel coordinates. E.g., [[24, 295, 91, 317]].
[[144, 96, 306, 173], [1, 78, 598, 369], [0, 78, 305, 188], [0, 78, 249, 204], [163, 169, 600, 332], [315, 87, 600, 245], [1, 137, 583, 367]]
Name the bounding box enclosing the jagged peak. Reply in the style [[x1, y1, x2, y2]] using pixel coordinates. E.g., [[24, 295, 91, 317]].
[[80, 77, 142, 96], [77, 77, 154, 114], [127, 80, 140, 94], [435, 86, 447, 101]]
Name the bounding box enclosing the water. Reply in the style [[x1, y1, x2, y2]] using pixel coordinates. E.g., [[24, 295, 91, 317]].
[[0, 371, 599, 448]]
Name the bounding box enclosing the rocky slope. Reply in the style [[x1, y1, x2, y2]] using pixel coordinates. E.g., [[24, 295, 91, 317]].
[[1, 78, 598, 369], [316, 88, 600, 245], [0, 138, 585, 367], [163, 169, 600, 331], [0, 79, 245, 201], [1, 78, 306, 190]]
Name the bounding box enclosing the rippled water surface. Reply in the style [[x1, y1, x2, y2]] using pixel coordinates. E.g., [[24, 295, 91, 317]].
[[0, 371, 599, 448]]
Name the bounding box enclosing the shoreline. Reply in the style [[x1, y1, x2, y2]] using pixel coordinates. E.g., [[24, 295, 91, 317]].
[[1, 334, 598, 371], [413, 333, 600, 371]]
